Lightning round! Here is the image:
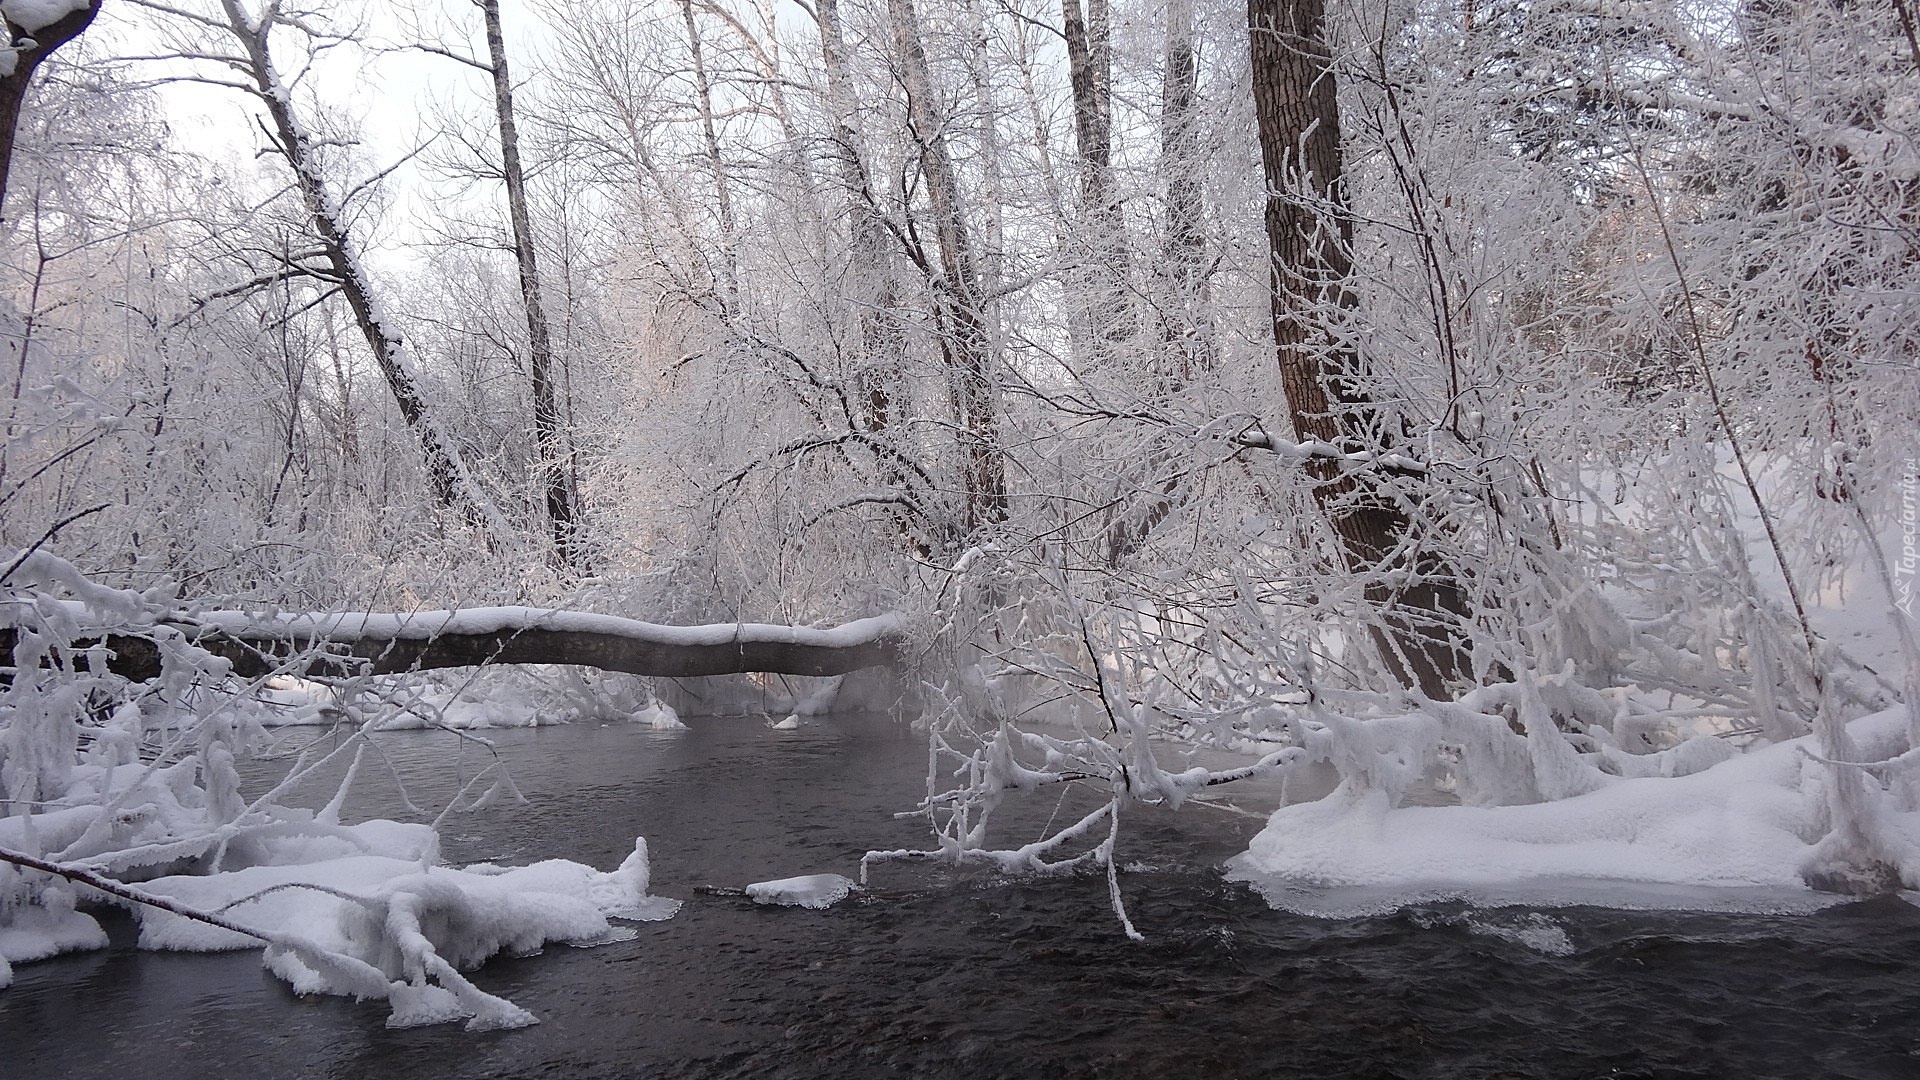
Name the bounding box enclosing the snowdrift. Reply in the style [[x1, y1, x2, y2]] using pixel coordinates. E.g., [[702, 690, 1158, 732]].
[[1229, 708, 1920, 917]]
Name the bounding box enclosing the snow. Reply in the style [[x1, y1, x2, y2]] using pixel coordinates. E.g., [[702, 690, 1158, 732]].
[[360, 685, 549, 730], [0, 0, 90, 33], [197, 607, 904, 650], [133, 837, 678, 1029], [0, 886, 108, 989], [631, 702, 686, 730], [249, 674, 688, 730], [1228, 709, 1919, 917], [0, 550, 684, 1029], [744, 873, 858, 909]]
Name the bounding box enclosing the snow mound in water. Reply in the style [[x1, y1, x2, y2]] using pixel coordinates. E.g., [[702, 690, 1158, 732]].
[[745, 873, 857, 909], [0, 887, 109, 990], [631, 702, 686, 730], [135, 836, 680, 1030], [1229, 708, 1920, 917]]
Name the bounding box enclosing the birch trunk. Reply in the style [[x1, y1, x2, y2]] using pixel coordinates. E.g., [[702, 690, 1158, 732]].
[[681, 0, 738, 297]]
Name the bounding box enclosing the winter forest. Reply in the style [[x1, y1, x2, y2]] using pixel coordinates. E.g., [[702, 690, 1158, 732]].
[[4, 0, 1920, 1042]]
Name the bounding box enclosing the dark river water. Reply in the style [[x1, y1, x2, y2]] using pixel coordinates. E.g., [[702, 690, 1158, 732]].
[[5, 710, 1920, 1079]]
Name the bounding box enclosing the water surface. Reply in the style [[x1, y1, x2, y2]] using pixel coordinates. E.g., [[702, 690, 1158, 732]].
[[4, 712, 1919, 1078]]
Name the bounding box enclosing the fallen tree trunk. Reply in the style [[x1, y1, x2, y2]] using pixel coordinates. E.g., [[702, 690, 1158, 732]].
[[4, 609, 906, 683]]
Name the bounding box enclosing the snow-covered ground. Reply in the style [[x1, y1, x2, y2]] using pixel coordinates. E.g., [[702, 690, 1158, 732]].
[[1221, 457, 1920, 917]]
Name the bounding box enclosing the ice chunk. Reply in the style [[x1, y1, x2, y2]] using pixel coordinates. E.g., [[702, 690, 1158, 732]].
[[744, 873, 857, 909], [632, 703, 687, 730]]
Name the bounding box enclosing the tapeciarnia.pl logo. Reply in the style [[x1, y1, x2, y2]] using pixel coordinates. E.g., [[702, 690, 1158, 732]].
[[1898, 457, 1917, 620]]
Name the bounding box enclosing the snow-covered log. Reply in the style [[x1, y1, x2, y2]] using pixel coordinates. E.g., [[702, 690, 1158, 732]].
[[1, 609, 907, 682]]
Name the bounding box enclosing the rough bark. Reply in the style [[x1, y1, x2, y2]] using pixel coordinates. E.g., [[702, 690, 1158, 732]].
[[217, 1, 503, 532], [1248, 0, 1467, 696], [886, 0, 1005, 536], [481, 0, 585, 569], [0, 0, 101, 218]]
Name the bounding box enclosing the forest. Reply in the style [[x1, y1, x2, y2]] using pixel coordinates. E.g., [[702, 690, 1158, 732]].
[[3, 0, 1919, 1032]]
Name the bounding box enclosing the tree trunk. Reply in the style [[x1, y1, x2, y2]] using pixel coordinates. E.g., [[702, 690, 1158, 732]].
[[1159, 0, 1213, 382], [0, 1, 101, 219], [1060, 0, 1130, 366], [218, 0, 504, 534], [1, 612, 904, 683], [886, 0, 1006, 536], [481, 0, 586, 570], [816, 0, 903, 436], [681, 0, 738, 298], [1247, 0, 1467, 696]]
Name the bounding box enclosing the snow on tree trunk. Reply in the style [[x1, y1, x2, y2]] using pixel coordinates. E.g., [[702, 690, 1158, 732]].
[[216, 0, 506, 535], [0, 0, 98, 217], [886, 0, 1006, 538]]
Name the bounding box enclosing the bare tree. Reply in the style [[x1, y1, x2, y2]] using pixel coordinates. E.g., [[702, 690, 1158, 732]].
[[885, 0, 1005, 537], [1059, 0, 1128, 363], [210, 0, 505, 534], [679, 0, 737, 297], [1157, 0, 1211, 381]]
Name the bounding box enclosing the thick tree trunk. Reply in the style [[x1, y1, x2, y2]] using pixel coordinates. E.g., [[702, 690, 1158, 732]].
[[218, 1, 504, 533], [0, 1, 101, 219], [1247, 0, 1467, 696], [481, 0, 586, 570], [886, 0, 1006, 536], [3, 612, 905, 683]]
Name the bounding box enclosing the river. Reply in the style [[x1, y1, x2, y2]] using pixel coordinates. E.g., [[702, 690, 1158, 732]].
[[4, 711, 1920, 1078]]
